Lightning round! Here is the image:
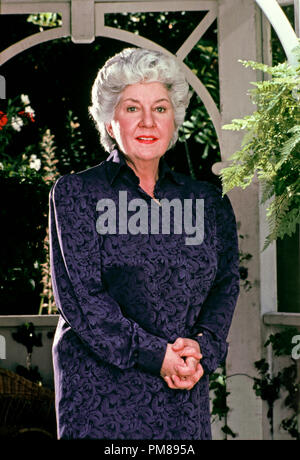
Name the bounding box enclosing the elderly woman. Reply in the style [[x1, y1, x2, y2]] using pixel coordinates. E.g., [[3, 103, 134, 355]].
[[50, 47, 240, 440]]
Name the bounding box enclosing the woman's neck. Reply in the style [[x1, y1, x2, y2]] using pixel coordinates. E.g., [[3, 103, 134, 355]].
[[125, 158, 160, 198]]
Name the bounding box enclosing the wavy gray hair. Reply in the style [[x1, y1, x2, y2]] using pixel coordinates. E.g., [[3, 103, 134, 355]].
[[89, 47, 192, 152]]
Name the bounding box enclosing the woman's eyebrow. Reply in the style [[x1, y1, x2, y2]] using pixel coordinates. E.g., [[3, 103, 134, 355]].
[[122, 98, 139, 103], [154, 98, 171, 104], [122, 98, 171, 104]]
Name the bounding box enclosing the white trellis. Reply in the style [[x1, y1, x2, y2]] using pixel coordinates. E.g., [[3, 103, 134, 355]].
[[0, 0, 299, 440]]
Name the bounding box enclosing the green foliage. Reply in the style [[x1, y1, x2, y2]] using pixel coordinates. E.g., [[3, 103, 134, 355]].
[[179, 41, 219, 158], [253, 327, 300, 440], [238, 234, 253, 292], [253, 358, 281, 436], [209, 365, 237, 439], [265, 327, 299, 356], [179, 93, 219, 158], [58, 110, 88, 174], [27, 13, 62, 28], [211, 327, 300, 440], [221, 44, 300, 249]]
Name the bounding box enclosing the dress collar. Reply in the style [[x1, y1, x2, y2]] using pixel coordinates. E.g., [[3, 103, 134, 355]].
[[105, 149, 184, 186]]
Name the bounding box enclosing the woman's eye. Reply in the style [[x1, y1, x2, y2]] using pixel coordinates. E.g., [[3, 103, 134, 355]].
[[126, 106, 137, 112], [155, 107, 166, 113]]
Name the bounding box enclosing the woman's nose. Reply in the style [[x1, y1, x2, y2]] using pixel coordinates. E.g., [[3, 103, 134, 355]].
[[139, 109, 156, 128]]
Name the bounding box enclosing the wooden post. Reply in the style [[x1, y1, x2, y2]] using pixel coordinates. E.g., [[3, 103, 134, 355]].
[[217, 0, 272, 440], [71, 0, 95, 43]]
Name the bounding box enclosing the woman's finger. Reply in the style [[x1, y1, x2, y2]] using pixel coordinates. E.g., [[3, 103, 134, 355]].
[[163, 361, 204, 391], [175, 363, 197, 377], [176, 364, 204, 388], [185, 356, 199, 370], [164, 375, 177, 389], [178, 346, 202, 360], [171, 374, 195, 390], [164, 373, 193, 390], [172, 338, 201, 353], [165, 375, 197, 391], [171, 337, 185, 351], [193, 363, 204, 381]]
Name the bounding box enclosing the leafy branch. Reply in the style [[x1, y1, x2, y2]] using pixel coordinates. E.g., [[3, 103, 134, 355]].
[[221, 44, 300, 249], [253, 327, 300, 439], [209, 365, 237, 439]]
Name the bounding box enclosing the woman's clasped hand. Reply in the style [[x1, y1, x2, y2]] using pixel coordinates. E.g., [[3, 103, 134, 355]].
[[160, 337, 204, 390]]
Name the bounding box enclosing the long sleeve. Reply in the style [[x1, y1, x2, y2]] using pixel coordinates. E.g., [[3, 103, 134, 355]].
[[191, 189, 240, 375], [49, 173, 168, 375]]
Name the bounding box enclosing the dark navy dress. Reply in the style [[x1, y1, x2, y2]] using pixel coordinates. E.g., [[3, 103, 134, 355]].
[[50, 149, 240, 439]]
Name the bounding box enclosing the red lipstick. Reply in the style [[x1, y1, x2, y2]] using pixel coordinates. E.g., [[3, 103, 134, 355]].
[[136, 136, 158, 144]]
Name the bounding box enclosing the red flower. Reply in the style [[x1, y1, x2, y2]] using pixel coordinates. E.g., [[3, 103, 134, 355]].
[[18, 110, 35, 123], [0, 111, 8, 130]]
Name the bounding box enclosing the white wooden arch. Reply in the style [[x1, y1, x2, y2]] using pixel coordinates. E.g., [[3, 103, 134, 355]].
[[256, 0, 299, 65]]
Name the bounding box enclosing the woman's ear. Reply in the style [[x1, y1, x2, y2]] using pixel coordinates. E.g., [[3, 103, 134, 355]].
[[105, 123, 114, 138]]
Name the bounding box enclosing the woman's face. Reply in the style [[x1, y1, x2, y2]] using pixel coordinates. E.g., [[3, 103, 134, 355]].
[[106, 81, 175, 165]]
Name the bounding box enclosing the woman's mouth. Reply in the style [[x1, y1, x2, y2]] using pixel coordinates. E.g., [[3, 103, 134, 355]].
[[136, 136, 158, 144]]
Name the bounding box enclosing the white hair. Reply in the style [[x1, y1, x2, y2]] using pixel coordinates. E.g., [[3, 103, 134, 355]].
[[89, 47, 192, 152]]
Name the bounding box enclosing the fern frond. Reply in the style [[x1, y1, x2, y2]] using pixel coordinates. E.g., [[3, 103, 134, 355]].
[[260, 181, 275, 205], [276, 130, 300, 167], [265, 190, 300, 244]]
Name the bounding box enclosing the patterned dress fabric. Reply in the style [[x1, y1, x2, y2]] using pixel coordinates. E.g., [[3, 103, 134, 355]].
[[50, 149, 240, 440]]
